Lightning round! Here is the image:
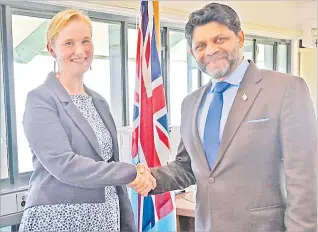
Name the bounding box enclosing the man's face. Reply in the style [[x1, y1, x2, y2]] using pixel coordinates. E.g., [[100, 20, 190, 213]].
[[190, 22, 244, 80]]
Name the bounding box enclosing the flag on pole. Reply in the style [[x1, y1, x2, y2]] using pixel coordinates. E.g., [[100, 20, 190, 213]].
[[130, 1, 176, 231]]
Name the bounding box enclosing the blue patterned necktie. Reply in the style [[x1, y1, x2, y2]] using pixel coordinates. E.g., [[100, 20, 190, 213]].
[[203, 81, 232, 169]]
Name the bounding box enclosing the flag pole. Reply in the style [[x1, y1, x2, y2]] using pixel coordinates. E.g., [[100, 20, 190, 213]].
[[153, 1, 160, 54]]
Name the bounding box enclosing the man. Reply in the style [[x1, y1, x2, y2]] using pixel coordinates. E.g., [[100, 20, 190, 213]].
[[130, 2, 317, 232]]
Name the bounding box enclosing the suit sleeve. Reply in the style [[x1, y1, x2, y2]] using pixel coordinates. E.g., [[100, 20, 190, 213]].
[[23, 90, 137, 189], [280, 77, 317, 232], [150, 99, 196, 194]]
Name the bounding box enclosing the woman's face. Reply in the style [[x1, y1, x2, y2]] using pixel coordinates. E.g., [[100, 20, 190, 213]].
[[48, 19, 94, 76]]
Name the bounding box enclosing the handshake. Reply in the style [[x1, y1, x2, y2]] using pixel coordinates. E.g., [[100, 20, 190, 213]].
[[128, 164, 157, 196]]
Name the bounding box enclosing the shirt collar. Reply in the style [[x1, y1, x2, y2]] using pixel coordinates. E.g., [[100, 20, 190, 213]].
[[210, 59, 249, 92]]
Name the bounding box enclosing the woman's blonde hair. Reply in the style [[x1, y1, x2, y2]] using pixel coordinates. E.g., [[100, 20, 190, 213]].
[[47, 9, 92, 44]]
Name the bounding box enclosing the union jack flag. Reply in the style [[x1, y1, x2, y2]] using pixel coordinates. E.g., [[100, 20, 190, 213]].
[[130, 1, 176, 231]]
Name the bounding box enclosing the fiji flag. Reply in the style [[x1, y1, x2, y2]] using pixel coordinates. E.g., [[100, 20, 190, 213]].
[[130, 1, 176, 232]]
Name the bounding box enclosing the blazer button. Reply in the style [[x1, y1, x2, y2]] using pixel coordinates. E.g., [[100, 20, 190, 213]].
[[209, 177, 215, 183]]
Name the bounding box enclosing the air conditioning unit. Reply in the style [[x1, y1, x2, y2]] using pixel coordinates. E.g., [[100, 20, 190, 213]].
[[312, 28, 317, 47], [302, 25, 317, 48]]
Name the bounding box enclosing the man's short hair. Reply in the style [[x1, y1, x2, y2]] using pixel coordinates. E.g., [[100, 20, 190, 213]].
[[185, 3, 241, 47]]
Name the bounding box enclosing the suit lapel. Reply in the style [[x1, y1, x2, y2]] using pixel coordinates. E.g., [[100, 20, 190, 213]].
[[44, 72, 104, 159], [210, 62, 263, 173], [191, 82, 212, 172]]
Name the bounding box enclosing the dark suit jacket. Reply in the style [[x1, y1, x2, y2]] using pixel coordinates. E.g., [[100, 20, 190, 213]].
[[23, 72, 137, 231], [151, 61, 317, 232]]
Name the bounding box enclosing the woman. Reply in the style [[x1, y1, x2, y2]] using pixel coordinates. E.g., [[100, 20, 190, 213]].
[[19, 9, 154, 232]]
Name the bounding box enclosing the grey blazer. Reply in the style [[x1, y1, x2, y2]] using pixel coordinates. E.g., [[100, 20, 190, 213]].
[[23, 72, 137, 231], [151, 61, 317, 232]]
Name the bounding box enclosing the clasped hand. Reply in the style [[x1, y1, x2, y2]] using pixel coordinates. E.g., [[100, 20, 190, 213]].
[[128, 164, 156, 196]]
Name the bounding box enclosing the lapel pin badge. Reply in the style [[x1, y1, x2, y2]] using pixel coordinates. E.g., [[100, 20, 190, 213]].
[[242, 93, 248, 101]]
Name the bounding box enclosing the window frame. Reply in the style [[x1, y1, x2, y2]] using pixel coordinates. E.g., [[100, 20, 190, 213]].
[[1, 5, 19, 186], [0, 5, 10, 182], [255, 41, 275, 70]]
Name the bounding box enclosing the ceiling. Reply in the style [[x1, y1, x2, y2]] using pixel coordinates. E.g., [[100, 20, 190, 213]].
[[89, 0, 317, 32], [30, 0, 316, 41]]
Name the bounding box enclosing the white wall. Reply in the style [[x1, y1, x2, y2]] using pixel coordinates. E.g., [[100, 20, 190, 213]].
[[299, 48, 317, 111], [37, 1, 316, 39]]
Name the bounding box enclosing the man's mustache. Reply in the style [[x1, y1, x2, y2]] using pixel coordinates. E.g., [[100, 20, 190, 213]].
[[203, 52, 228, 64]]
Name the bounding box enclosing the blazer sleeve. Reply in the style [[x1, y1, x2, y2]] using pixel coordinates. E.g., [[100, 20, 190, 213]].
[[280, 77, 317, 232], [150, 98, 196, 194], [23, 89, 137, 189], [150, 137, 196, 194]]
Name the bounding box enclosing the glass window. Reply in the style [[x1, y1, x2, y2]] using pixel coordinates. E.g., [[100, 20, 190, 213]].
[[169, 30, 188, 125], [191, 68, 199, 91], [103, 23, 123, 126], [0, 226, 11, 232], [202, 72, 211, 85], [12, 15, 53, 173], [277, 44, 288, 73], [128, 28, 138, 126], [256, 43, 274, 70], [84, 21, 112, 104], [244, 39, 254, 61], [189, 52, 199, 92]]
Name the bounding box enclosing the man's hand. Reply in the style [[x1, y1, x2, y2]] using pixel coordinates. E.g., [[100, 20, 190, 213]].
[[128, 163, 156, 196]]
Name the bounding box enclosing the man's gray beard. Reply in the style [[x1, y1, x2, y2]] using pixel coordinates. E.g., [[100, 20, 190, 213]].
[[204, 61, 231, 79]]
